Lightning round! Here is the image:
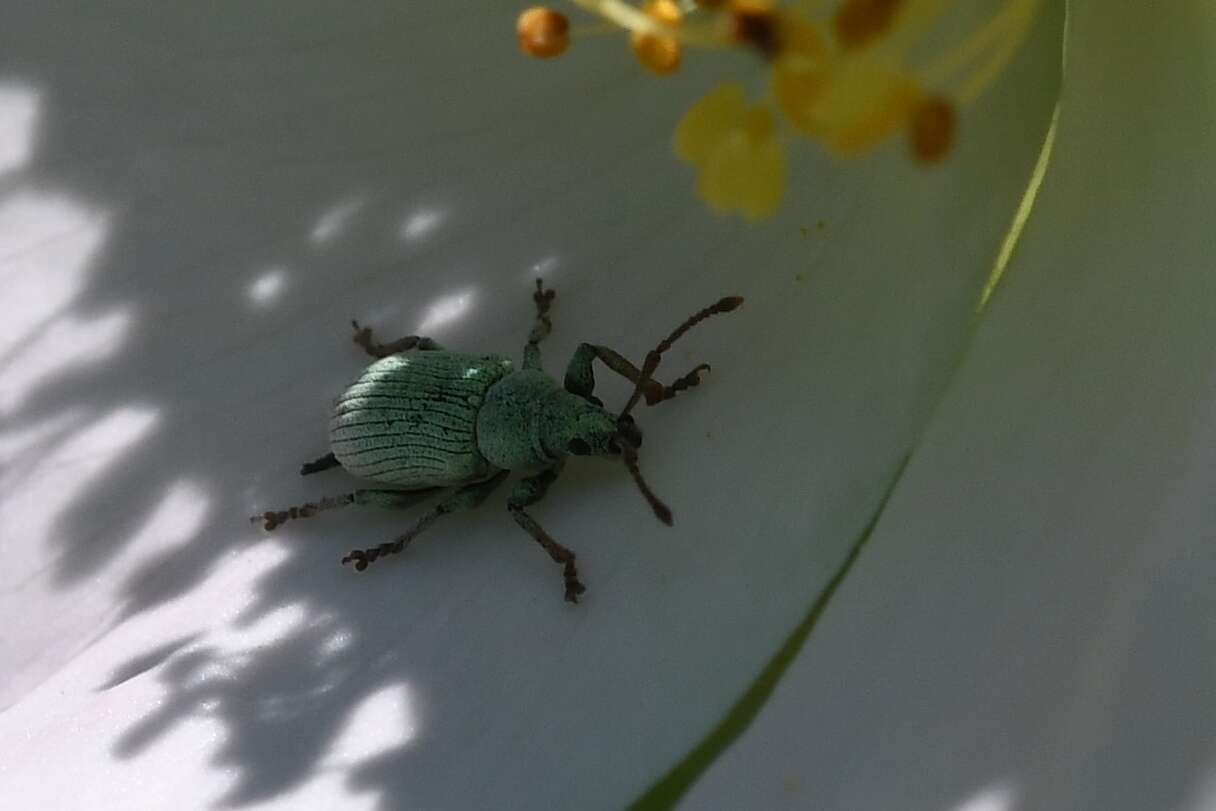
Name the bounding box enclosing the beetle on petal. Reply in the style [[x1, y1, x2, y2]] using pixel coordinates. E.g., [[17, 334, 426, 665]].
[[253, 281, 742, 603]]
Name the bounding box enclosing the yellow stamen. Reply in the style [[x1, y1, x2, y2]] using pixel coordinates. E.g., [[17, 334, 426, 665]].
[[921, 0, 1043, 102], [570, 21, 624, 36], [770, 12, 831, 134], [516, 0, 1045, 217], [568, 0, 731, 46], [632, 0, 683, 74]]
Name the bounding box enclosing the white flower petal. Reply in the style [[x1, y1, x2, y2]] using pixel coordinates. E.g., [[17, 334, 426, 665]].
[[0, 3, 1060, 809]]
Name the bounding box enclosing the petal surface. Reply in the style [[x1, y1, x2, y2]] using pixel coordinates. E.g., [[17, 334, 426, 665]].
[[0, 3, 1060, 809]]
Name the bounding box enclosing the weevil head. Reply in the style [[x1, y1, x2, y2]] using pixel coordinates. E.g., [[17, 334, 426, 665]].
[[539, 392, 638, 459], [535, 387, 669, 525]]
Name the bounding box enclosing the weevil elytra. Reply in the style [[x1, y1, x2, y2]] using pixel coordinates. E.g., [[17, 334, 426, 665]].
[[253, 281, 742, 603]]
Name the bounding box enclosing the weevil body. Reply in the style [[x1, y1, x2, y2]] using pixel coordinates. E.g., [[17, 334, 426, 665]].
[[256, 281, 741, 603], [330, 350, 514, 487]]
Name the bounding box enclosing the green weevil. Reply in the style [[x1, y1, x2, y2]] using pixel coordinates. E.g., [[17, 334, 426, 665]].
[[253, 280, 742, 602]]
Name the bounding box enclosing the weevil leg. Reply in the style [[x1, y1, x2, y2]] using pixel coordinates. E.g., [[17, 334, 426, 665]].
[[341, 471, 509, 571], [251, 488, 438, 531], [563, 343, 709, 407], [523, 278, 556, 371], [351, 321, 445, 359], [300, 452, 340, 476], [506, 466, 586, 603]]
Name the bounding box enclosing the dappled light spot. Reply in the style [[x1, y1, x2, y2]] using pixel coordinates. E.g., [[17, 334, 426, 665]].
[[399, 207, 446, 242], [0, 307, 130, 413], [320, 629, 354, 657], [528, 254, 560, 280], [0, 406, 160, 702], [0, 407, 86, 466], [0, 191, 111, 354], [4, 407, 159, 564], [0, 83, 39, 175], [250, 772, 381, 811], [310, 196, 368, 244], [98, 634, 200, 691], [417, 287, 476, 334], [323, 684, 417, 767], [23, 406, 159, 488], [115, 479, 210, 572], [223, 601, 308, 644], [946, 781, 1018, 811], [248, 266, 289, 307]]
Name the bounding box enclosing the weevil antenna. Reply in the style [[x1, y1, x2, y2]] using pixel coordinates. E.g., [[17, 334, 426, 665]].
[[619, 438, 673, 526], [618, 296, 743, 420]]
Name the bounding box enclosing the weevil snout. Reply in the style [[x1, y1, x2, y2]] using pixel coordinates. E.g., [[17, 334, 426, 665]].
[[571, 414, 642, 457], [542, 392, 626, 460]]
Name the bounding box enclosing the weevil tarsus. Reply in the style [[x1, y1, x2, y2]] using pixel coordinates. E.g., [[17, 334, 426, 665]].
[[524, 278, 556, 371], [351, 321, 445, 359], [618, 295, 743, 419]]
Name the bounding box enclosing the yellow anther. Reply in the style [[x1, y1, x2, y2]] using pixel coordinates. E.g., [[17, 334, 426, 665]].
[[675, 84, 785, 219], [784, 59, 921, 156], [517, 6, 571, 58], [907, 94, 956, 163], [631, 0, 683, 74], [675, 82, 748, 164], [770, 12, 830, 136], [742, 105, 774, 140], [832, 0, 903, 50]]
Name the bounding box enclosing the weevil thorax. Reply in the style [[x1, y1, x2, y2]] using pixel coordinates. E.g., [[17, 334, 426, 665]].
[[476, 369, 621, 470]]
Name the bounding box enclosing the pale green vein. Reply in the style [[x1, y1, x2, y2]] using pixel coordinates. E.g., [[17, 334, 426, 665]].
[[977, 99, 1061, 311], [978, 0, 1071, 311], [627, 454, 910, 811]]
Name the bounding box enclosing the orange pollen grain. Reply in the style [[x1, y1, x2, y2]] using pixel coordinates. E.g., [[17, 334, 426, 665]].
[[645, 0, 681, 25], [833, 0, 902, 50], [632, 0, 682, 75], [908, 96, 957, 163], [517, 6, 570, 59]]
